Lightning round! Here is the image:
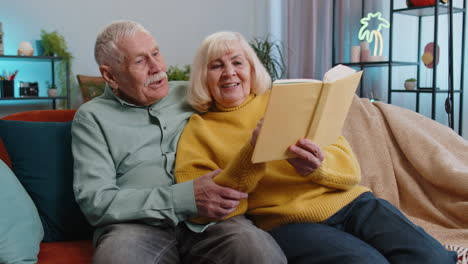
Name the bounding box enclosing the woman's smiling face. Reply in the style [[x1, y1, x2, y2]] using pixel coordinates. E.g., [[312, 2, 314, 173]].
[[206, 40, 252, 108]]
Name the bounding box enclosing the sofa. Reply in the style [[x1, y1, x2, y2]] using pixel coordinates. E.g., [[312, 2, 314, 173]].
[[0, 109, 93, 264], [0, 97, 467, 263]]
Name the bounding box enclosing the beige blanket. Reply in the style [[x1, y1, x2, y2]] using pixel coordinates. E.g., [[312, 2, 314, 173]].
[[343, 96, 468, 248]]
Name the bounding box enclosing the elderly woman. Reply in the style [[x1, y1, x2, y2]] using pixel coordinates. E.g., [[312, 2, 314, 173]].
[[175, 31, 456, 264]]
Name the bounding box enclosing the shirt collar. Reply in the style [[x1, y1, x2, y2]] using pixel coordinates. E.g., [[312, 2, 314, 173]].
[[103, 84, 165, 108]]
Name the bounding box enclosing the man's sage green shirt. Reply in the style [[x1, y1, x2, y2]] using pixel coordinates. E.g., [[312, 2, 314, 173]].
[[72, 81, 206, 232]]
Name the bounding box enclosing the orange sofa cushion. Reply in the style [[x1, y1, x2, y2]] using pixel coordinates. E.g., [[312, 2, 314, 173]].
[[38, 241, 93, 264], [1, 109, 77, 122], [0, 138, 12, 168]]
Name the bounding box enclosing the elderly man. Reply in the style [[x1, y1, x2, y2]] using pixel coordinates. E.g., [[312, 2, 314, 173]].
[[71, 20, 286, 263]]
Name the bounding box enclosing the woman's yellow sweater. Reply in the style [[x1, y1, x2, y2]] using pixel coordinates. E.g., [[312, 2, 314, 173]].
[[175, 92, 369, 231]]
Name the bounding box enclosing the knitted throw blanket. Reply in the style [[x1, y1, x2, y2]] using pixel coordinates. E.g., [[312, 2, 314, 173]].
[[342, 96, 468, 249]]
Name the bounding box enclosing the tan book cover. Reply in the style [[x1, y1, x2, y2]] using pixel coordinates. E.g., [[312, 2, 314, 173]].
[[251, 65, 363, 163]]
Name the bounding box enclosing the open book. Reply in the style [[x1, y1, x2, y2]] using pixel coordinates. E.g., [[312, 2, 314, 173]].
[[251, 64, 363, 163]]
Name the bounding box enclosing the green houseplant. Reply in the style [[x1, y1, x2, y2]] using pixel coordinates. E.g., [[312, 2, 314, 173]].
[[40, 30, 72, 60], [167, 65, 191, 81], [249, 36, 286, 81], [40, 30, 75, 107]]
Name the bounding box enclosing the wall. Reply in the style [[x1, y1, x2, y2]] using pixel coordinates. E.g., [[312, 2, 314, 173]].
[[0, 0, 269, 113]]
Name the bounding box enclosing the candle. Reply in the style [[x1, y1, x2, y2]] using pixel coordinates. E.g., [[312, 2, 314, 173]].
[[360, 49, 370, 62], [351, 46, 361, 62]]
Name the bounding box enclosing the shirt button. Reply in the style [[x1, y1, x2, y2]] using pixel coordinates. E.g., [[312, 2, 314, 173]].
[[163, 126, 167, 130]]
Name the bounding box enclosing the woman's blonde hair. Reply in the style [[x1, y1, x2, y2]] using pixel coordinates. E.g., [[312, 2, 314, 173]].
[[188, 31, 271, 112]]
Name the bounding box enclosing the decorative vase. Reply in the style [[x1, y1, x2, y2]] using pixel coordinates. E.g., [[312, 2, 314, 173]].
[[35, 40, 44, 56], [18, 41, 34, 56], [47, 88, 58, 97]]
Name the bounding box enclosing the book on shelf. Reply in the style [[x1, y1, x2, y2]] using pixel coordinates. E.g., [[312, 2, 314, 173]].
[[251, 64, 363, 163]]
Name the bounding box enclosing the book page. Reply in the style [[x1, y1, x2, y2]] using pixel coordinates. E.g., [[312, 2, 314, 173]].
[[251, 82, 323, 163], [251, 65, 362, 163], [307, 71, 363, 148], [323, 64, 357, 82], [274, 79, 322, 84]]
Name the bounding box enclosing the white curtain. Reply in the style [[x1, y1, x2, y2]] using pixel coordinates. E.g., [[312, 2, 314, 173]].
[[286, 0, 333, 79]]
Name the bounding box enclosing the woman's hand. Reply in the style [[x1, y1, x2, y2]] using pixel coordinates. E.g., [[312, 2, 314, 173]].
[[251, 118, 323, 176], [287, 139, 325, 176]]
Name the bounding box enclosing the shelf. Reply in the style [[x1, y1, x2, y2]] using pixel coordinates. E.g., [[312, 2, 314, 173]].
[[0, 55, 64, 61], [393, 4, 465, 17], [332, 0, 465, 134], [391, 89, 462, 93], [0, 55, 70, 110], [0, 96, 67, 101], [336, 61, 418, 67]]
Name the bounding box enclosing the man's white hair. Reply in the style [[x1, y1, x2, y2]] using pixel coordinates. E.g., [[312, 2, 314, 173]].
[[94, 20, 150, 68]]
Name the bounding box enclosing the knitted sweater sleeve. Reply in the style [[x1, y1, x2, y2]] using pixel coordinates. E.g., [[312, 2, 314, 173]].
[[306, 136, 361, 190], [212, 143, 266, 192], [175, 115, 266, 224], [176, 141, 266, 192]]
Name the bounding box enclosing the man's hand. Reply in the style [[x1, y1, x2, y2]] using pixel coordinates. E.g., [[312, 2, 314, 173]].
[[287, 139, 325, 176], [193, 169, 248, 219]]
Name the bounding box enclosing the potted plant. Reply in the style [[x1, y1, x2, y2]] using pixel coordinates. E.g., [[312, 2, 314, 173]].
[[167, 65, 191, 81], [249, 36, 286, 81], [404, 78, 417, 90], [40, 30, 72, 59], [40, 30, 75, 107], [46, 81, 58, 97]]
